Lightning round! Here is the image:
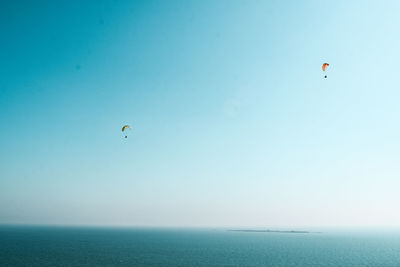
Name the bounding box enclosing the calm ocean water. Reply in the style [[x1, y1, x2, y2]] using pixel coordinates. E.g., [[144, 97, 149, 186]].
[[0, 226, 400, 266]]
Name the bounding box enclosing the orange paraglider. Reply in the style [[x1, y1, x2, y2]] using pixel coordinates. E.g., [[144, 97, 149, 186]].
[[122, 125, 132, 138], [322, 63, 329, 78]]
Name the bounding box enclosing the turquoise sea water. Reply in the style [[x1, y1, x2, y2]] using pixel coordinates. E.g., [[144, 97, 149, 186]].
[[1, 226, 400, 266]]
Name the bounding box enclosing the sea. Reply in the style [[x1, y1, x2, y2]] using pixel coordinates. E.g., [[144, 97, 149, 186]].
[[1, 226, 400, 266]]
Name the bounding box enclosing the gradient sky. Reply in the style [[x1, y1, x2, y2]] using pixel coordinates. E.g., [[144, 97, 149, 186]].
[[1, 0, 400, 227]]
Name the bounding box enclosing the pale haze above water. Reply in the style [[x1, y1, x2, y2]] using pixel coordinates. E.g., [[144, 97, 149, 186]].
[[1, 0, 400, 227]]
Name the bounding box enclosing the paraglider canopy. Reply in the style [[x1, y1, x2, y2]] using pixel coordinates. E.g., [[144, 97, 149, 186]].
[[122, 125, 132, 138], [122, 125, 131, 132]]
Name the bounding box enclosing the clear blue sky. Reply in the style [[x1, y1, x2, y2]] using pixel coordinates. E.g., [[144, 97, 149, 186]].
[[1, 0, 400, 227]]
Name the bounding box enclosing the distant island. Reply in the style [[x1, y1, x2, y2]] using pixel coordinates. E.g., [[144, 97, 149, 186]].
[[229, 229, 317, 234]]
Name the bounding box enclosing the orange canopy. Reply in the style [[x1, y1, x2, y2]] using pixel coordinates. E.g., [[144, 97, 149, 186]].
[[122, 125, 131, 132]]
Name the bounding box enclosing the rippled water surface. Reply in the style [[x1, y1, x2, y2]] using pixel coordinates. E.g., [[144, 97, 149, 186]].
[[1, 226, 400, 266]]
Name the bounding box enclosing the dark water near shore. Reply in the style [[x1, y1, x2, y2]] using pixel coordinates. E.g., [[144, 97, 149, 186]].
[[1, 226, 400, 266]]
